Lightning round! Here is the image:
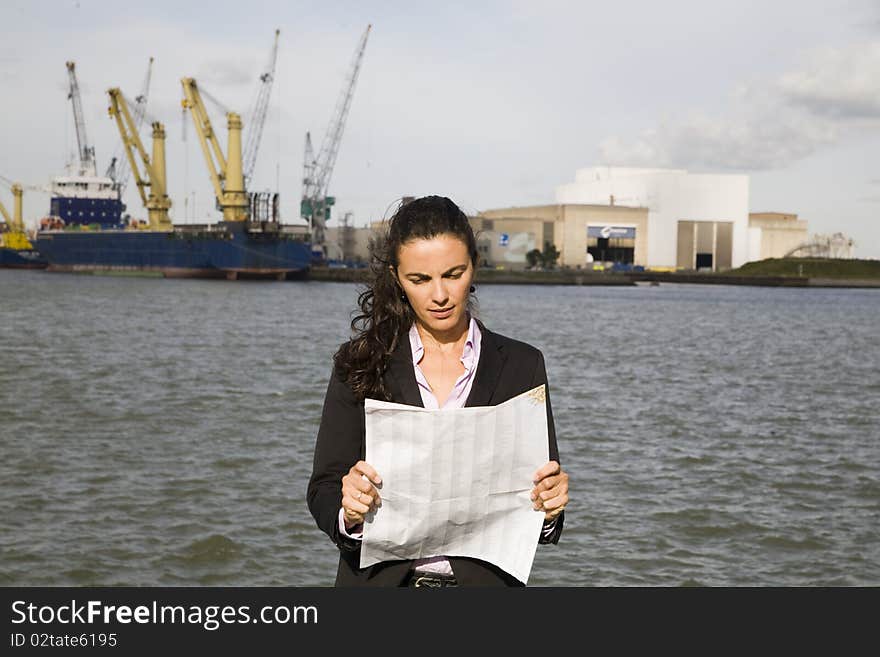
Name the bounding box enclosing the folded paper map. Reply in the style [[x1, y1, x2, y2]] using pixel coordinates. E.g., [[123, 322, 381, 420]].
[[361, 385, 549, 584]]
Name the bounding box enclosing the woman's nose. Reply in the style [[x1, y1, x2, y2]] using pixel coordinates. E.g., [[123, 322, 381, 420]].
[[431, 280, 449, 305]]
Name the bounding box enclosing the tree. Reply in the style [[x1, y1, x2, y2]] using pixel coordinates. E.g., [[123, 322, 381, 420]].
[[526, 248, 542, 269], [542, 241, 560, 269]]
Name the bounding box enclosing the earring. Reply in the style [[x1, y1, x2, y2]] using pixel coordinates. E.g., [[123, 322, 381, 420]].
[[469, 285, 476, 293], [400, 293, 407, 301]]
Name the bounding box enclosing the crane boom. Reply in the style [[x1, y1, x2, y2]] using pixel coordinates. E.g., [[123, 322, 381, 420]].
[[243, 29, 280, 184], [65, 61, 96, 176], [301, 24, 371, 252], [107, 57, 154, 192], [107, 87, 171, 230], [181, 77, 248, 222], [302, 130, 315, 208], [315, 24, 371, 199]]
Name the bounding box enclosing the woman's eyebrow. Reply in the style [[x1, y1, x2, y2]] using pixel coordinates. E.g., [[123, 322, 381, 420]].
[[403, 264, 467, 278]]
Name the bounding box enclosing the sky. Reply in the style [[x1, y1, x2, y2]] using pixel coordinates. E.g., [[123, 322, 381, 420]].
[[1, 0, 879, 259]]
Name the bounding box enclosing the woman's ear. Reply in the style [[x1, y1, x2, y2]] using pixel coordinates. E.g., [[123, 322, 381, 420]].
[[389, 265, 404, 292]]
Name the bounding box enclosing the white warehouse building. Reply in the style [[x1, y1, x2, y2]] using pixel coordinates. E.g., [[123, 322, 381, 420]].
[[326, 167, 810, 270], [556, 167, 751, 270]]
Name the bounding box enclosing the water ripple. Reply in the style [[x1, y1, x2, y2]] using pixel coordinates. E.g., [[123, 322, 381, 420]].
[[1, 273, 878, 585]]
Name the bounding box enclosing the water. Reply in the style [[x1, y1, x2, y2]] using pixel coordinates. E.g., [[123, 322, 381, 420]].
[[1, 270, 878, 586]]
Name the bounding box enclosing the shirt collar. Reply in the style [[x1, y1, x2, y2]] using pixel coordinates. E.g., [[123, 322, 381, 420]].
[[409, 315, 478, 367]]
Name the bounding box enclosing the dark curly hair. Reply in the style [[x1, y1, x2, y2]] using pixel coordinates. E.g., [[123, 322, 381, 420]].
[[334, 195, 479, 401]]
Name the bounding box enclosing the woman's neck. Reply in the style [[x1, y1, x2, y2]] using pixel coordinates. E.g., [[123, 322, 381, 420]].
[[415, 315, 469, 354]]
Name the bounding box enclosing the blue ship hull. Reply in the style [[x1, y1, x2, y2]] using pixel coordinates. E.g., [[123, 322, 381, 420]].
[[34, 222, 311, 279], [0, 247, 48, 268]]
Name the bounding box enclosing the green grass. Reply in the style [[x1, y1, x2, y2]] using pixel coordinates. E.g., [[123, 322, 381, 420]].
[[728, 258, 880, 279]]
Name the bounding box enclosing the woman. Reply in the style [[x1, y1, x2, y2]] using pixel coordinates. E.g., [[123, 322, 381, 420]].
[[307, 195, 569, 587]]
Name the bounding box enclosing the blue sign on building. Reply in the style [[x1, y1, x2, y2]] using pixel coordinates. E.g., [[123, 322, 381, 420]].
[[499, 233, 510, 246]]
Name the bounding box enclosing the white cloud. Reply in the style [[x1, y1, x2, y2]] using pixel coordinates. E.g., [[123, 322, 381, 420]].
[[599, 41, 880, 171], [600, 109, 838, 171], [777, 43, 880, 119]]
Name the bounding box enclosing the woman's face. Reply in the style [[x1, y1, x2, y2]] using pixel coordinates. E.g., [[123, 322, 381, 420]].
[[395, 234, 474, 335]]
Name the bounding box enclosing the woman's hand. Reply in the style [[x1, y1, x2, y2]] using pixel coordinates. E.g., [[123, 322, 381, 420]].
[[341, 460, 383, 529], [531, 461, 569, 521]]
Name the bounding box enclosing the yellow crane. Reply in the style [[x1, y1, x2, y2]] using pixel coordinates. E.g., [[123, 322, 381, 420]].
[[0, 177, 32, 250], [107, 87, 172, 230], [180, 78, 248, 223]]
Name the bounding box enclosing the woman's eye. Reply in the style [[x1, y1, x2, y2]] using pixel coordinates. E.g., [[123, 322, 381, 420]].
[[445, 273, 462, 279]]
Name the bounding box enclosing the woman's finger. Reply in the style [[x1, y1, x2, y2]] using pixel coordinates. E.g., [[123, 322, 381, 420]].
[[343, 492, 372, 516], [532, 460, 560, 484], [531, 472, 568, 500], [532, 474, 561, 494], [351, 488, 376, 508], [345, 480, 381, 508], [539, 492, 569, 514], [539, 482, 568, 502], [352, 461, 382, 485]]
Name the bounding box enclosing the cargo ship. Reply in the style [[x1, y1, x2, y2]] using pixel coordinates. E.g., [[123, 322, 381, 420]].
[[34, 165, 310, 280], [34, 70, 311, 279], [33, 163, 311, 280], [0, 239, 47, 269], [0, 179, 47, 269], [0, 243, 46, 268], [35, 219, 311, 279]]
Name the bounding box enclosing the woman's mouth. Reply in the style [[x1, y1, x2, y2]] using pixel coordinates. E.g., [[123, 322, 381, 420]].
[[428, 306, 454, 319]]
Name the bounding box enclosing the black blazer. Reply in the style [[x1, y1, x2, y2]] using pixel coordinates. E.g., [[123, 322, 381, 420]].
[[306, 321, 564, 587]]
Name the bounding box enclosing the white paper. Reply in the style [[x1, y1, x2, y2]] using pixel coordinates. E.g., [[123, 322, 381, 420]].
[[361, 385, 549, 584]]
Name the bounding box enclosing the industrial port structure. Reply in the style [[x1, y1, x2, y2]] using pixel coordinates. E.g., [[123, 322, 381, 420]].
[[6, 25, 374, 278], [0, 23, 862, 278]]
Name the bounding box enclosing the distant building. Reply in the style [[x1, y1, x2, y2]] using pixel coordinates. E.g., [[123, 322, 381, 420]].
[[555, 167, 751, 270], [323, 225, 373, 264], [472, 204, 648, 270], [317, 172, 817, 270], [747, 212, 809, 261]]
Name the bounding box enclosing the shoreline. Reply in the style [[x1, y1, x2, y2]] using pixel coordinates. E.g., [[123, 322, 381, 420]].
[[306, 266, 880, 288]]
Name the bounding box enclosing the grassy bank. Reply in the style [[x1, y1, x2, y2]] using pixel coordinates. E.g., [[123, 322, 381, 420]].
[[307, 258, 880, 288], [728, 258, 880, 279]]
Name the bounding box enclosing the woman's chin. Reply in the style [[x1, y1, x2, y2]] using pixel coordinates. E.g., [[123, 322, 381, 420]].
[[420, 310, 465, 332]]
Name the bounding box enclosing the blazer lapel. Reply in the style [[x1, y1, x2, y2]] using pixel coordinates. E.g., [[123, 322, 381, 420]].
[[465, 323, 506, 408], [384, 335, 424, 407]]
